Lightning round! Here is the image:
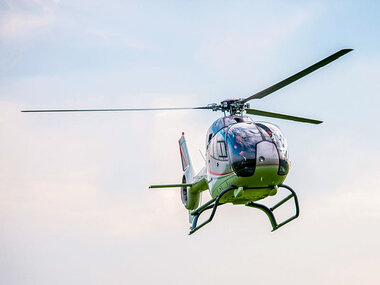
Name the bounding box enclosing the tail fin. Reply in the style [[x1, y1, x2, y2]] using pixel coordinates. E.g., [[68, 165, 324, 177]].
[[179, 133, 195, 183], [178, 133, 208, 215]]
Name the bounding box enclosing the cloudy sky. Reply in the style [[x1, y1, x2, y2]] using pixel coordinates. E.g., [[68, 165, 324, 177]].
[[1, 1, 379, 284]]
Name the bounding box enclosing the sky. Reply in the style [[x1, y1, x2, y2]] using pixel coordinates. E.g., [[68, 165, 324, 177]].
[[0, 0, 380, 284]]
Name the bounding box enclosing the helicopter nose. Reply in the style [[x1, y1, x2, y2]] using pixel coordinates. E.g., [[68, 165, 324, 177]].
[[232, 140, 279, 177], [233, 158, 256, 177], [256, 141, 279, 168]]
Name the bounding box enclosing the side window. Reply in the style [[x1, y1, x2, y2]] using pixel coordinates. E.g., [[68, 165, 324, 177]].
[[205, 128, 214, 147], [217, 141, 227, 158], [211, 131, 228, 161]]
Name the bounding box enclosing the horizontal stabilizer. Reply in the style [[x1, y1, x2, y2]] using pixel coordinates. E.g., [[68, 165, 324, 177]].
[[149, 183, 193, 189]]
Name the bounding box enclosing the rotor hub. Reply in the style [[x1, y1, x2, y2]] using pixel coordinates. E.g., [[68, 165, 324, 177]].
[[208, 99, 250, 115]]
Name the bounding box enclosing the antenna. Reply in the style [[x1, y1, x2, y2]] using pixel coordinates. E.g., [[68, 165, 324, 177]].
[[199, 150, 206, 163]]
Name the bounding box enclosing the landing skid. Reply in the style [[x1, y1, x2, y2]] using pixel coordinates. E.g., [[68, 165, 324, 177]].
[[188, 184, 299, 235], [246, 184, 300, 232]]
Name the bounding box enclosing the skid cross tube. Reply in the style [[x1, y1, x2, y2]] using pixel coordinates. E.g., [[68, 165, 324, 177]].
[[189, 186, 236, 235], [245, 184, 300, 232]]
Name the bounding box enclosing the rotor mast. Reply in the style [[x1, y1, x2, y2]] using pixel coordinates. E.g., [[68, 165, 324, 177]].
[[207, 99, 250, 116]]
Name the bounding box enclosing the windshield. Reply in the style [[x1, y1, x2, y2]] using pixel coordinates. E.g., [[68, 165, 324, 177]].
[[227, 124, 261, 159], [256, 122, 290, 175], [226, 123, 262, 176]]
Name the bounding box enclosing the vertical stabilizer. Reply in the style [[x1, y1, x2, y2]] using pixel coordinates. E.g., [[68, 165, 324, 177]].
[[178, 133, 208, 214], [179, 134, 195, 183]]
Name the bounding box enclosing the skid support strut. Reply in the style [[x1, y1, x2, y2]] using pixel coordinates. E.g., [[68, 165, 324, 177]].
[[189, 186, 236, 235], [245, 184, 300, 232]]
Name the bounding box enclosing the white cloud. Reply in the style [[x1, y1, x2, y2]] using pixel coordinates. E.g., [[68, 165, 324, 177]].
[[0, 0, 59, 39], [305, 173, 380, 221], [0, 12, 54, 38], [85, 28, 147, 50]]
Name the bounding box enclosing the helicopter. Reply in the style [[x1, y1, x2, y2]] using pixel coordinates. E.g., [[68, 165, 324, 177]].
[[22, 48, 353, 235]]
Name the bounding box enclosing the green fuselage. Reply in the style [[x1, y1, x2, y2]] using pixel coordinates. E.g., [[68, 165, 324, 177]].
[[207, 165, 287, 204]]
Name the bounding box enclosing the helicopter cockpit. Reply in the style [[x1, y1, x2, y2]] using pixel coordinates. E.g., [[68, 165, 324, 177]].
[[225, 122, 290, 177], [256, 122, 290, 176], [206, 116, 290, 177], [226, 123, 262, 176]]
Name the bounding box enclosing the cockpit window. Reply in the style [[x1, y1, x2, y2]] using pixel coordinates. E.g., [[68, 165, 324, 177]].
[[209, 129, 228, 161], [226, 123, 262, 176], [207, 116, 254, 147], [211, 118, 225, 135], [256, 123, 287, 154], [256, 124, 272, 141], [216, 140, 227, 158], [227, 123, 262, 155], [224, 116, 252, 126], [256, 122, 290, 175]]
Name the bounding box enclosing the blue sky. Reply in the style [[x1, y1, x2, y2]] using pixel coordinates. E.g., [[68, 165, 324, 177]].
[[1, 1, 380, 284]]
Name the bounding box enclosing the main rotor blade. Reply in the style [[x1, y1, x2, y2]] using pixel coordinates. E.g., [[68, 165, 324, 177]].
[[21, 106, 212, 113], [241, 49, 353, 103], [245, 108, 323, 124]]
